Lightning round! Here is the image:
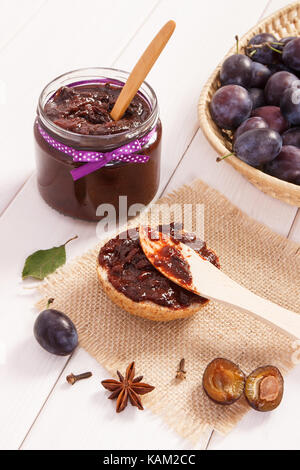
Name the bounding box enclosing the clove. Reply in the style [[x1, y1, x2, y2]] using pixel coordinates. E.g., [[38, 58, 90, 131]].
[[66, 371, 92, 385], [176, 358, 186, 380]]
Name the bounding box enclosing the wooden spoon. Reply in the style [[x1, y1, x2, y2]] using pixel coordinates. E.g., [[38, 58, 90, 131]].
[[110, 20, 176, 121], [139, 225, 300, 339]]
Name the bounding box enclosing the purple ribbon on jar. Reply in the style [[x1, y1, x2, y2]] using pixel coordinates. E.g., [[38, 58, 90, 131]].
[[38, 124, 157, 181]]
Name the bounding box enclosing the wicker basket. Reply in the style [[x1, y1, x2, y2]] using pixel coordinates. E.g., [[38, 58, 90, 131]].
[[198, 1, 300, 206]]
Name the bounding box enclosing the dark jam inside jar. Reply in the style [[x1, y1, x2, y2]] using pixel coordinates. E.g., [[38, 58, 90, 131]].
[[35, 70, 161, 222], [44, 83, 151, 135], [98, 223, 220, 310]]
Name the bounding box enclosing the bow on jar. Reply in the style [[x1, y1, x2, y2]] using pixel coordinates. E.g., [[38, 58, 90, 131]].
[[38, 123, 157, 181]]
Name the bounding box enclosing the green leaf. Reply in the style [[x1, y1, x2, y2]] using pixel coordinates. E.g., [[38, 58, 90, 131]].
[[22, 236, 78, 280]]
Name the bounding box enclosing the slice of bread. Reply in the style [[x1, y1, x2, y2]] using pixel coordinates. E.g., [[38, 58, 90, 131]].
[[96, 236, 209, 322]]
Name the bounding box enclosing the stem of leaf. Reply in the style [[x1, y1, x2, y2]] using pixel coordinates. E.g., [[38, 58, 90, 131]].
[[64, 235, 79, 246]]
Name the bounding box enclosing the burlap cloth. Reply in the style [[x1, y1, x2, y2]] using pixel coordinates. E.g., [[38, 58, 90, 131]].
[[36, 180, 300, 445]]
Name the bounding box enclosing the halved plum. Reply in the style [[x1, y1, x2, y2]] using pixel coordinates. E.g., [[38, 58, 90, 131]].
[[245, 366, 284, 412], [202, 358, 245, 405]]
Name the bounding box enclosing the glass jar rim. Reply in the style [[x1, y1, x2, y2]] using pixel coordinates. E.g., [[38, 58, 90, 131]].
[[37, 67, 159, 148]]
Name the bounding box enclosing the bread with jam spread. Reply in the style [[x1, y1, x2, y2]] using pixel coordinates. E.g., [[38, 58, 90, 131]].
[[97, 223, 220, 322]]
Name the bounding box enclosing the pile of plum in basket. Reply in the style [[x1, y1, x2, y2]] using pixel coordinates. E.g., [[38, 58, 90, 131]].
[[211, 34, 300, 185]]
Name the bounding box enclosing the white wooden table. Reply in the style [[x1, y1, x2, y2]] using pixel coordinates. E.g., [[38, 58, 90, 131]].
[[1, 0, 299, 451]]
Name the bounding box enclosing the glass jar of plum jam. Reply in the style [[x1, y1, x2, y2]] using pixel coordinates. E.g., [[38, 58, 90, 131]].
[[34, 67, 162, 221]]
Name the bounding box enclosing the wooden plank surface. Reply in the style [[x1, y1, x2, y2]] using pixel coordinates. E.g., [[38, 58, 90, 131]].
[[0, 0, 46, 51], [0, 0, 299, 451]]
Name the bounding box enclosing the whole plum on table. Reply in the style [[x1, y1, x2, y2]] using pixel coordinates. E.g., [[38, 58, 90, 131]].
[[283, 38, 300, 71], [250, 62, 271, 88], [252, 106, 289, 134], [282, 127, 300, 148], [248, 88, 265, 109], [220, 54, 252, 87], [210, 85, 252, 130], [280, 86, 300, 125], [246, 33, 280, 65], [264, 145, 300, 184], [234, 116, 268, 141], [264, 71, 298, 106], [233, 128, 282, 167], [34, 302, 78, 356]]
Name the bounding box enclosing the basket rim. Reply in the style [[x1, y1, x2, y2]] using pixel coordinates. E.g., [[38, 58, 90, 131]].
[[198, 1, 300, 203]]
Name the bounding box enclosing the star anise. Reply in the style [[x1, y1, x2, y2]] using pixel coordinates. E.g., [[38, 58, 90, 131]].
[[101, 362, 155, 413]]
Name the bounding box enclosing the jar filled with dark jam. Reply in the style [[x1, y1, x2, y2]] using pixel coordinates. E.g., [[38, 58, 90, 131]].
[[34, 68, 162, 221]]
